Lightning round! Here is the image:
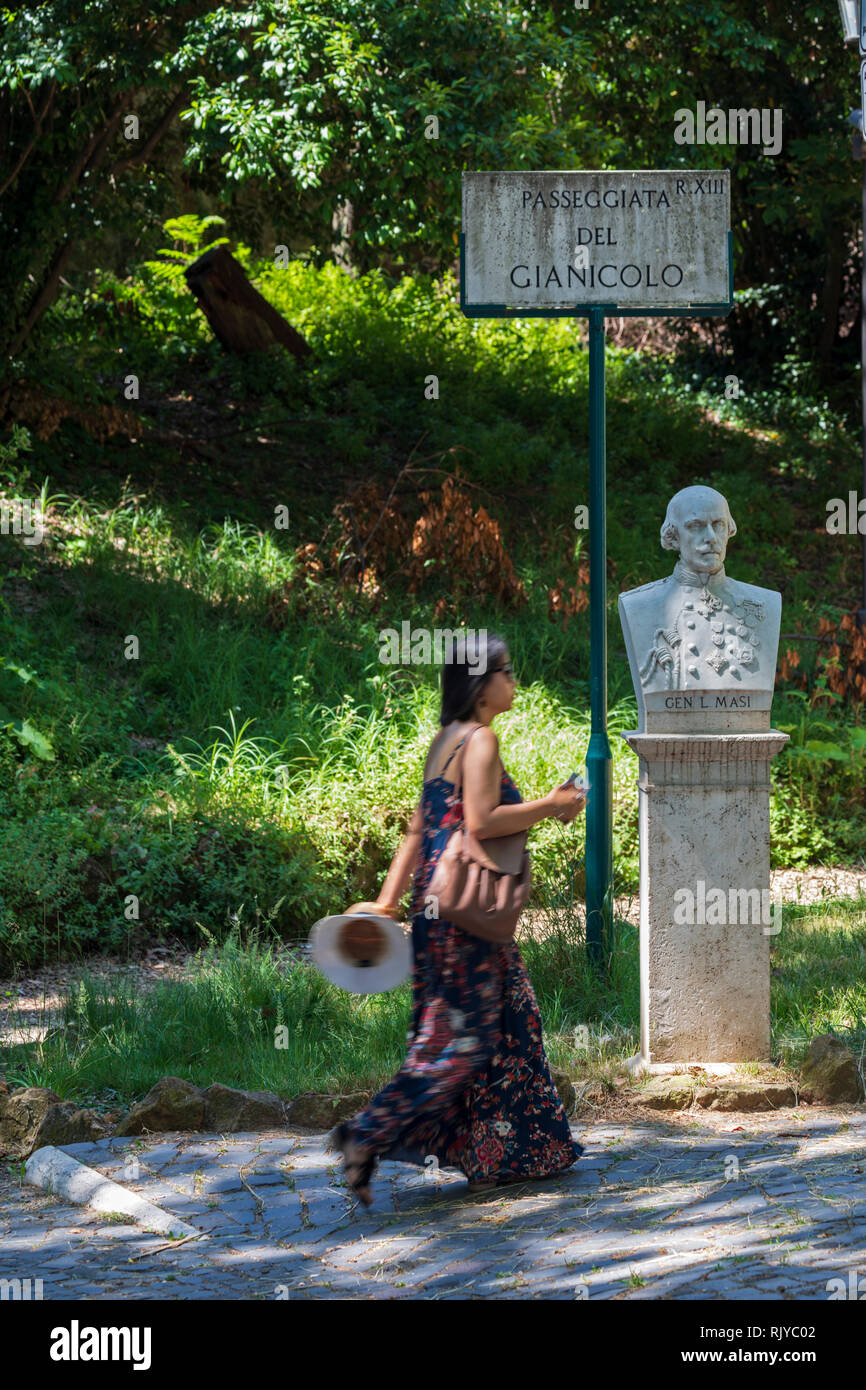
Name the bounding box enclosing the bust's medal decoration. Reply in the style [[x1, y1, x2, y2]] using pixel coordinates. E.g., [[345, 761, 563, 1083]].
[[638, 558, 766, 690]]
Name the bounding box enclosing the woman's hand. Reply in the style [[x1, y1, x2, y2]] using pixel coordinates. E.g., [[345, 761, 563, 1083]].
[[557, 791, 587, 824], [545, 783, 587, 825], [344, 900, 402, 919]]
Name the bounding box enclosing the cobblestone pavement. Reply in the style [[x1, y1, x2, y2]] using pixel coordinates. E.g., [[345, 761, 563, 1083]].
[[2, 1108, 864, 1300]]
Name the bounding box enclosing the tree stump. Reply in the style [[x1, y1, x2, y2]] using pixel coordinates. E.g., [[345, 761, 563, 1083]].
[[184, 246, 313, 360]]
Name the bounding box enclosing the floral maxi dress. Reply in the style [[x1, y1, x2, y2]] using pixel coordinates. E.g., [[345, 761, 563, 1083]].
[[345, 738, 584, 1184]]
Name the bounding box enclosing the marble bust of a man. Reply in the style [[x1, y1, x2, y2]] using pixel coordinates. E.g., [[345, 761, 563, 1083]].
[[618, 485, 782, 730]]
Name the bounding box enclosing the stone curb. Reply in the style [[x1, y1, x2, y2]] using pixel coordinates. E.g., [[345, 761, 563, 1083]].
[[23, 1145, 201, 1239]]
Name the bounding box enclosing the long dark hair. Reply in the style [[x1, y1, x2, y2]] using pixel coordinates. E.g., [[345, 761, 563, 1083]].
[[439, 631, 509, 726]]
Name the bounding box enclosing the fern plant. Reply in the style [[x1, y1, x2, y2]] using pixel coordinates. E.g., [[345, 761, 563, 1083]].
[[142, 213, 231, 290], [117, 213, 234, 339]]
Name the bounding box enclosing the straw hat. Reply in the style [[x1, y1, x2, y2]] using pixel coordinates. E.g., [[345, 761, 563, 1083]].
[[308, 912, 412, 994]]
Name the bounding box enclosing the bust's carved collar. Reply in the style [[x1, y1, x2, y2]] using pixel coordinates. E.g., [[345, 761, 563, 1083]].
[[673, 558, 727, 592]]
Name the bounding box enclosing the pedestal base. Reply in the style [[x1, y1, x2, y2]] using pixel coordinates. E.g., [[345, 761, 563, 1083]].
[[626, 1054, 755, 1079], [623, 730, 790, 1066]]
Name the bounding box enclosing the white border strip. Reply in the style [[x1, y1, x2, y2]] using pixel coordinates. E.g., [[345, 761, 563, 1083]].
[[24, 1146, 200, 1239]]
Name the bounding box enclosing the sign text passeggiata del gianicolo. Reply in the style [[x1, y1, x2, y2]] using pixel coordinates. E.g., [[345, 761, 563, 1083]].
[[461, 170, 731, 313]]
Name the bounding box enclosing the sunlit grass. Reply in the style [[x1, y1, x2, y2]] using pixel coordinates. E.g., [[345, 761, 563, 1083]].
[[3, 895, 864, 1109], [771, 897, 866, 1073]]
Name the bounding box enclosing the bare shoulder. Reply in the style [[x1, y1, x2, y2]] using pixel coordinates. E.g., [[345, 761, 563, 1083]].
[[465, 724, 499, 763]]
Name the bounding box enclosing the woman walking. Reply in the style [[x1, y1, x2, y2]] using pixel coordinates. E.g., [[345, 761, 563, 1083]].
[[329, 633, 587, 1205]]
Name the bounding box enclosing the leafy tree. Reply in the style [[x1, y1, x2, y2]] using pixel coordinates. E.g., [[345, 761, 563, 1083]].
[[549, 0, 861, 377], [2, 0, 858, 380], [0, 0, 594, 359]]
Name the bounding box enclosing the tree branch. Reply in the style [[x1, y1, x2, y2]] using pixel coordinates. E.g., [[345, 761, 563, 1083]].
[[108, 85, 191, 177], [9, 91, 135, 353], [55, 88, 134, 205], [8, 238, 76, 357], [0, 78, 57, 201]]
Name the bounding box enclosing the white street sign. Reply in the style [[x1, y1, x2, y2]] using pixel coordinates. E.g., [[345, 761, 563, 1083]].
[[462, 170, 731, 313]]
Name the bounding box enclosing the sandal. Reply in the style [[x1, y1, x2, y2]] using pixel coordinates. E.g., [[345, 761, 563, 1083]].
[[326, 1122, 377, 1207]]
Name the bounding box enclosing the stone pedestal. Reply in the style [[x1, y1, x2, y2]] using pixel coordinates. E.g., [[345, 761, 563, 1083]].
[[622, 730, 789, 1071]]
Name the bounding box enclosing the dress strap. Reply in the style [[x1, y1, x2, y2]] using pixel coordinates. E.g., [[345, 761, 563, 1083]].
[[438, 735, 468, 777], [453, 724, 484, 799], [436, 722, 484, 782]]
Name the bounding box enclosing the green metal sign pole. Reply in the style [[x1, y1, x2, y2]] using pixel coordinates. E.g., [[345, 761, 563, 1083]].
[[460, 172, 734, 976], [585, 307, 613, 970]]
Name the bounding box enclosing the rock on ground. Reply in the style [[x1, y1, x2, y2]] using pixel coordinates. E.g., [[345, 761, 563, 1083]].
[[286, 1091, 373, 1128], [549, 1068, 577, 1115], [798, 1035, 862, 1104], [114, 1077, 292, 1136], [631, 1075, 798, 1112], [114, 1077, 205, 1136], [0, 1086, 109, 1158]]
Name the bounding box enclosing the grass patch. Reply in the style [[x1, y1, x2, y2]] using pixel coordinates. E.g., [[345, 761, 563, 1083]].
[[3, 895, 865, 1109], [770, 897, 866, 1074]]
